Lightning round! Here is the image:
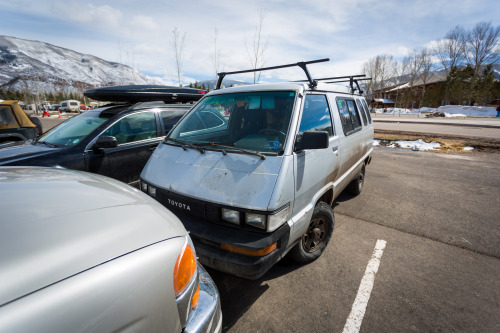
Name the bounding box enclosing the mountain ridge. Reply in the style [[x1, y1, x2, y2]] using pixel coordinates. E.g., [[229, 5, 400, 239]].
[[0, 35, 161, 94]]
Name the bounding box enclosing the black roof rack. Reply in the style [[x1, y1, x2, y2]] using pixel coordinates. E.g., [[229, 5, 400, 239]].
[[296, 74, 372, 94], [216, 58, 330, 90]]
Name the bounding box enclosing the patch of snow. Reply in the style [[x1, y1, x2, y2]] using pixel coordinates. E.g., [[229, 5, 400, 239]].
[[395, 139, 440, 151], [463, 146, 474, 151], [373, 140, 380, 146]]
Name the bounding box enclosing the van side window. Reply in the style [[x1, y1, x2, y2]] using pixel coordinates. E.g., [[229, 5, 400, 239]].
[[361, 99, 372, 123], [298, 94, 333, 136], [355, 99, 368, 126], [337, 98, 362, 135]]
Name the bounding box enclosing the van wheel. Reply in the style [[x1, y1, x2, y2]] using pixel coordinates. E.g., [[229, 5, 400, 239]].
[[290, 202, 334, 264], [347, 163, 365, 195]]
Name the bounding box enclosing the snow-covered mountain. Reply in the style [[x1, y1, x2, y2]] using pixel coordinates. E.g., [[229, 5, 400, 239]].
[[0, 35, 162, 94]]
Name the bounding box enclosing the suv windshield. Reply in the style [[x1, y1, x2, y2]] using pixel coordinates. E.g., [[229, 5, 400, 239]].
[[168, 91, 296, 153], [38, 111, 112, 147]]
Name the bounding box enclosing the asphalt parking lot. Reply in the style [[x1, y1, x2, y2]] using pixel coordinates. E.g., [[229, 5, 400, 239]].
[[209, 149, 500, 332]]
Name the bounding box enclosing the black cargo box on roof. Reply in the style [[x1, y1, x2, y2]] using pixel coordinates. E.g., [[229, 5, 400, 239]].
[[84, 85, 206, 103]]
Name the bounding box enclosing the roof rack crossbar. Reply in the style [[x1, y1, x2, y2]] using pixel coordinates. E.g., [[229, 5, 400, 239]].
[[215, 58, 330, 89], [323, 77, 372, 95], [294, 74, 366, 83]]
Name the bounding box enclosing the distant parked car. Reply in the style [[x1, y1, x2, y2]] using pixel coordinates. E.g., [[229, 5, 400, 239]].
[[0, 166, 222, 333], [49, 104, 60, 111], [0, 100, 42, 144], [59, 99, 81, 112]]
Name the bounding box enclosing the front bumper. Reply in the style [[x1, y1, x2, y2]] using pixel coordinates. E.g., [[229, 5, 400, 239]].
[[185, 263, 222, 333], [180, 214, 290, 280]]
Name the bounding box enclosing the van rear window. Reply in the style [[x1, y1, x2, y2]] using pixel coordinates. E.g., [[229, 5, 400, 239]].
[[336, 98, 362, 136]]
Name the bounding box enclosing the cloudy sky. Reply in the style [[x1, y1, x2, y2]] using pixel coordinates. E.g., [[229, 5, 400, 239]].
[[1, 0, 498, 85]]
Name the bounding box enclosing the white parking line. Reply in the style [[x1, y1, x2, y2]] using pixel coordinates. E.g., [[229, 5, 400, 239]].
[[342, 239, 387, 333]]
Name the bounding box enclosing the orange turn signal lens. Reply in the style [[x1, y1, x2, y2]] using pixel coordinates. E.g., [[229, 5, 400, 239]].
[[191, 283, 200, 309], [173, 244, 197, 296], [220, 242, 277, 257]]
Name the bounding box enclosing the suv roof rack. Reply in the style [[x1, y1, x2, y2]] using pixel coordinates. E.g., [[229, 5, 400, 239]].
[[84, 85, 206, 104], [216, 58, 330, 90]]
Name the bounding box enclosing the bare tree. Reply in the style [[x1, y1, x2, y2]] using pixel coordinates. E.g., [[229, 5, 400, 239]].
[[465, 21, 500, 75], [361, 54, 397, 101], [417, 47, 434, 106], [433, 25, 467, 74], [171, 28, 186, 87], [401, 49, 424, 108], [246, 9, 268, 83]]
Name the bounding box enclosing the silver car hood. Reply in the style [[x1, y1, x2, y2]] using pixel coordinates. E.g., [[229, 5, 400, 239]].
[[0, 167, 187, 307], [142, 143, 283, 210]]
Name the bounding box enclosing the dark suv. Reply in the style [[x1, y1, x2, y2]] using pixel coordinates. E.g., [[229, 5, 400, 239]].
[[0, 101, 192, 185]]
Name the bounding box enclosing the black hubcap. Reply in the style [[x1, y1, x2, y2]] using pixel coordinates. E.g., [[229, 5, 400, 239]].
[[302, 216, 328, 253]]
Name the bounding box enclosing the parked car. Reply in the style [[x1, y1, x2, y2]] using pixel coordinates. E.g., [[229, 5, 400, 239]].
[[140, 59, 374, 279], [59, 100, 81, 112], [0, 166, 221, 332], [0, 100, 193, 185], [0, 100, 42, 144]]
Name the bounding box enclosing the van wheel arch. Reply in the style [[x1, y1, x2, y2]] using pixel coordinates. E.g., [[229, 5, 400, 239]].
[[289, 202, 334, 264], [346, 163, 366, 196]]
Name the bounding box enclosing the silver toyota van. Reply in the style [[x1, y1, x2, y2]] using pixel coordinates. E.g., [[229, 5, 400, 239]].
[[140, 59, 373, 279]]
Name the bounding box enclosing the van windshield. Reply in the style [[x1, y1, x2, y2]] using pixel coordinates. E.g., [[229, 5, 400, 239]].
[[168, 91, 296, 153]]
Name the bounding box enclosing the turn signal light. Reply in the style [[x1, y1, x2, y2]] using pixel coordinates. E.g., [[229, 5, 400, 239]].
[[220, 242, 277, 257], [191, 284, 200, 309], [173, 244, 197, 296]]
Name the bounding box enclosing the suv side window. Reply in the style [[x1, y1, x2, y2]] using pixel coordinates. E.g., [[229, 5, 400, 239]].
[[298, 94, 334, 136], [337, 98, 362, 136], [101, 112, 157, 145], [161, 110, 186, 134], [355, 99, 368, 126]]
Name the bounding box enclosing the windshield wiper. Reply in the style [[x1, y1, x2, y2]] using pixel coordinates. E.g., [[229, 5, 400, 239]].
[[36, 141, 59, 148], [208, 142, 267, 160], [165, 137, 205, 154]]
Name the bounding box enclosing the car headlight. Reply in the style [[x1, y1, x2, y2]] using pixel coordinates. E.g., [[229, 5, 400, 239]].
[[147, 185, 156, 197], [245, 212, 266, 229], [245, 204, 290, 232], [140, 180, 148, 192], [222, 208, 240, 224]]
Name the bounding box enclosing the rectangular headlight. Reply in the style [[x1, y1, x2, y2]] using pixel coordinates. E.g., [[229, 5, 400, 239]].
[[267, 205, 290, 232], [147, 185, 156, 197], [245, 213, 266, 229], [222, 208, 240, 224]]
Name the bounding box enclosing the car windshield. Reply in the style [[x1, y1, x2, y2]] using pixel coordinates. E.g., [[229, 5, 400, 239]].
[[38, 111, 112, 147], [168, 91, 296, 154]]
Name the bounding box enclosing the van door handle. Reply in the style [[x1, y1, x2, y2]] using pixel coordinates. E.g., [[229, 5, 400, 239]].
[[332, 146, 339, 154]]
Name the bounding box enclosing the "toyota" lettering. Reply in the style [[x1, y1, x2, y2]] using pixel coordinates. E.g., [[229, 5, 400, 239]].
[[167, 199, 191, 211]]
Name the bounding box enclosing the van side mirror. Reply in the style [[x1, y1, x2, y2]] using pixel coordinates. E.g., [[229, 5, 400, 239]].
[[294, 131, 329, 151], [94, 136, 118, 149]]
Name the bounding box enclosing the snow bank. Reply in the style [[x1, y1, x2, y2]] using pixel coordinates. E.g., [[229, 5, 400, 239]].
[[374, 105, 498, 117]]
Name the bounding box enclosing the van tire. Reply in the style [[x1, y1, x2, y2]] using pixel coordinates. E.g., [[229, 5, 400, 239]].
[[290, 202, 334, 264], [347, 163, 365, 195]]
